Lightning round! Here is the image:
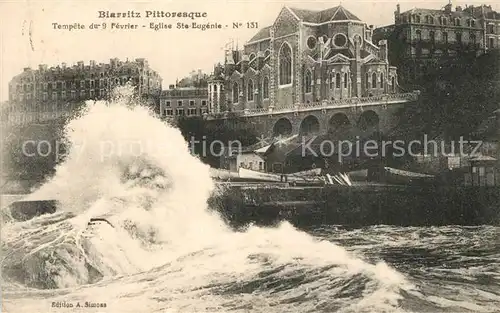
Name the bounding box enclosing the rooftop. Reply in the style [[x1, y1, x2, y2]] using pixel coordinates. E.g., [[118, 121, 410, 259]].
[[287, 5, 361, 23]]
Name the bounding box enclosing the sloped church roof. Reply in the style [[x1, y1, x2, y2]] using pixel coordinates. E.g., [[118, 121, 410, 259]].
[[288, 5, 362, 23], [247, 5, 361, 43]]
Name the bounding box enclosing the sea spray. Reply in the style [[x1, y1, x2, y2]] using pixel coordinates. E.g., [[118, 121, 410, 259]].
[[2, 86, 414, 312]]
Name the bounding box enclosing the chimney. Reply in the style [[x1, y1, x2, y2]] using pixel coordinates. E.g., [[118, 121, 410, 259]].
[[396, 3, 400, 14], [240, 54, 249, 73], [77, 61, 84, 69], [445, 1, 453, 14], [225, 53, 235, 76], [38, 64, 47, 71], [90, 60, 96, 67], [23, 67, 31, 72], [62, 62, 67, 69], [232, 50, 240, 64]]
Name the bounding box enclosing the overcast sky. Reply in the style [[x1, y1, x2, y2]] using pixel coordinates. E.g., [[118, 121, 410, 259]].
[[1, 0, 499, 101]]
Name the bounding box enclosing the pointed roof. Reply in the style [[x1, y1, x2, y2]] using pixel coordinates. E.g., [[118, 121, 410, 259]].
[[248, 26, 272, 43], [288, 5, 361, 23]]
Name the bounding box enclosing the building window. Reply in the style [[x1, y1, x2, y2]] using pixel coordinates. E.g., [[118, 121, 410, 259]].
[[471, 20, 476, 27], [189, 100, 195, 106], [71, 90, 76, 99], [391, 76, 396, 92], [365, 73, 370, 89], [336, 73, 341, 88], [100, 89, 104, 97], [344, 73, 348, 88], [416, 30, 422, 41], [372, 73, 377, 89], [165, 101, 171, 107], [62, 81, 66, 89], [329, 73, 334, 89], [176, 108, 185, 116], [232, 82, 239, 103], [380, 73, 384, 89], [43, 92, 48, 101], [90, 90, 95, 98], [177, 100, 183, 106], [488, 25, 495, 34], [456, 32, 462, 44], [201, 100, 207, 106], [455, 18, 460, 26], [43, 83, 48, 90], [52, 92, 57, 100], [80, 80, 85, 88], [188, 108, 197, 115], [80, 90, 85, 98], [489, 37, 495, 48], [305, 70, 312, 93], [26, 93, 31, 100], [470, 33, 476, 45], [263, 77, 269, 99], [165, 109, 173, 116], [278, 42, 292, 85], [247, 79, 254, 101], [430, 31, 435, 43], [61, 91, 66, 99], [443, 32, 448, 44]]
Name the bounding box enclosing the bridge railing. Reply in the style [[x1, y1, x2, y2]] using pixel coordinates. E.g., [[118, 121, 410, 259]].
[[238, 91, 420, 116], [3, 91, 420, 126]]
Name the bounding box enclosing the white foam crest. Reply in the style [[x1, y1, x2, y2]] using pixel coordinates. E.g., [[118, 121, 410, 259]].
[[3, 87, 412, 311]]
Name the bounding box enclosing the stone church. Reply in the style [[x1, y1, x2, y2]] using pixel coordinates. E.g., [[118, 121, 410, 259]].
[[209, 5, 400, 113]]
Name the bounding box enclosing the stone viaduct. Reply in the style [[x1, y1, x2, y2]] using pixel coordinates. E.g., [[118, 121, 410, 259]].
[[206, 91, 420, 138]]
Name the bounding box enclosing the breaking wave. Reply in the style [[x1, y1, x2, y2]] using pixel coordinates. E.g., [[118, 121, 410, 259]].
[[1, 87, 413, 312]]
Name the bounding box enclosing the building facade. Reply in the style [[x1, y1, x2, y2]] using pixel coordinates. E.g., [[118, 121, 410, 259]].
[[5, 58, 162, 125], [207, 64, 226, 114], [217, 5, 400, 113], [158, 86, 209, 118], [374, 2, 500, 84]]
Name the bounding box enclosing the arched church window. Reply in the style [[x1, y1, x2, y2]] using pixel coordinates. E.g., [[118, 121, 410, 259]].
[[279, 43, 292, 85], [335, 73, 341, 88], [305, 70, 312, 93], [232, 82, 239, 103], [263, 77, 269, 99], [344, 73, 348, 88], [372, 73, 377, 89], [247, 79, 254, 101]]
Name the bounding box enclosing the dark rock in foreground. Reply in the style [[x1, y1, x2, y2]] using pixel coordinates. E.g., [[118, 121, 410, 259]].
[[4, 184, 500, 228]]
